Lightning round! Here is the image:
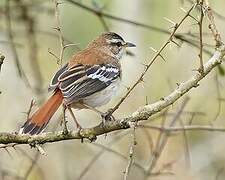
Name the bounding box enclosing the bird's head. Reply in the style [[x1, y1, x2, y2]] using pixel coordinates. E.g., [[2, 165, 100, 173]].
[[88, 32, 136, 59]]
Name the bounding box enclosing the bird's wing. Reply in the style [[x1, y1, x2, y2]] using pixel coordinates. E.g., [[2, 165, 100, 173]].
[[48, 63, 69, 92], [49, 63, 120, 105]]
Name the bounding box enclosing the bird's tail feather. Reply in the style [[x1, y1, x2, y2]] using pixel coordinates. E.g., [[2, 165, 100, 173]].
[[19, 90, 63, 135]]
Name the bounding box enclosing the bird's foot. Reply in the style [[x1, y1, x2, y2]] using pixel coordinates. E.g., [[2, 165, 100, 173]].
[[60, 119, 69, 135], [101, 108, 115, 126], [77, 126, 84, 143]]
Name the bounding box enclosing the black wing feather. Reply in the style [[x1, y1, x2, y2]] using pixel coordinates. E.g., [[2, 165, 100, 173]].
[[64, 79, 107, 104], [48, 63, 68, 92], [48, 63, 120, 105], [59, 64, 84, 81]]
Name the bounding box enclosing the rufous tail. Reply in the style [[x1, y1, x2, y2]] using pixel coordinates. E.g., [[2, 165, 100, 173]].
[[19, 90, 63, 135]]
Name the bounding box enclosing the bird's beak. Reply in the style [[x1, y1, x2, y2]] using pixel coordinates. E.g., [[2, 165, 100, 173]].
[[124, 42, 136, 48]]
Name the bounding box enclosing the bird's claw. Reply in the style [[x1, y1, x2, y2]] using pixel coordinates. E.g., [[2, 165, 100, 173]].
[[77, 126, 84, 143], [101, 109, 115, 126]]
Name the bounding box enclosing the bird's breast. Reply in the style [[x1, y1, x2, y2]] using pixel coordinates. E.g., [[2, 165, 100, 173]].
[[83, 79, 121, 107]]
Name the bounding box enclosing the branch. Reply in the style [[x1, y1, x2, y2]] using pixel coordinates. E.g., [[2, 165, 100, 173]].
[[53, 0, 65, 66], [16, 0, 44, 95], [145, 97, 190, 175], [4, 1, 33, 89], [65, 0, 213, 56], [111, 4, 196, 113], [0, 44, 224, 146]]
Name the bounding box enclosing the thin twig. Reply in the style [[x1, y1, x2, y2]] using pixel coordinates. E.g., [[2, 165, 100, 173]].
[[179, 117, 191, 169], [54, 0, 65, 66], [146, 98, 189, 175], [0, 170, 24, 180], [16, 0, 44, 95], [212, 74, 222, 122], [198, 1, 204, 73], [77, 131, 130, 180], [186, 0, 225, 22], [144, 110, 168, 180], [48, 48, 60, 61], [91, 143, 145, 174], [4, 0, 31, 88], [142, 129, 154, 156], [5, 0, 22, 77], [92, 1, 110, 31], [66, 0, 213, 56], [215, 167, 224, 180], [23, 152, 40, 180], [0, 43, 224, 145], [205, 2, 223, 46], [123, 122, 137, 180], [110, 4, 196, 114]]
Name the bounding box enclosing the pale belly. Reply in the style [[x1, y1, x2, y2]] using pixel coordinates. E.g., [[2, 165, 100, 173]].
[[83, 79, 120, 107]]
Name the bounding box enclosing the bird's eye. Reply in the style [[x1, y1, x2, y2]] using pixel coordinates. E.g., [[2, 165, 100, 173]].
[[112, 42, 122, 47], [116, 42, 122, 46]]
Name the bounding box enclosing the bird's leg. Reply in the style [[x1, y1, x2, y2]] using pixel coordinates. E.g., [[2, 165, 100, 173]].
[[82, 104, 115, 126], [67, 106, 82, 130], [62, 104, 69, 134]]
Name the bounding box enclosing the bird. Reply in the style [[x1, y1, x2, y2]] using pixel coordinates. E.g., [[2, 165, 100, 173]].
[[19, 32, 136, 135]]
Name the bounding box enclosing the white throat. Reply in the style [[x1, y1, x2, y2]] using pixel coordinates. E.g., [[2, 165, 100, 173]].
[[115, 48, 126, 60]]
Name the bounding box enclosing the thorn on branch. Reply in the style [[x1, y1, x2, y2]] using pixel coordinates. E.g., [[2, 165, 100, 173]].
[[205, 1, 223, 47], [53, 26, 61, 32], [63, 43, 80, 49], [54, 0, 65, 67], [159, 54, 166, 62], [56, 1, 63, 6], [140, 62, 148, 68], [0, 53, 5, 72], [139, 77, 144, 83], [180, 7, 187, 13], [163, 17, 177, 27], [48, 48, 60, 61], [145, 96, 149, 105], [94, 9, 102, 16], [171, 39, 181, 47], [193, 83, 199, 88], [188, 14, 199, 22], [149, 46, 158, 53]]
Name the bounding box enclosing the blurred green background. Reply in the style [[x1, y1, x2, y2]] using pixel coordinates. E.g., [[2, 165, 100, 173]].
[[0, 0, 225, 180]]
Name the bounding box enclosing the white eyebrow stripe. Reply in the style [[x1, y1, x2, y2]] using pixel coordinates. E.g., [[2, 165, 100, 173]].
[[106, 38, 124, 44]]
